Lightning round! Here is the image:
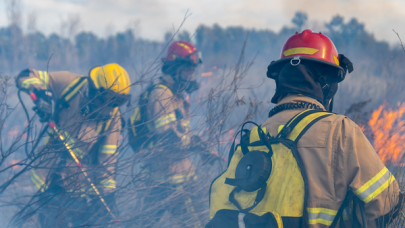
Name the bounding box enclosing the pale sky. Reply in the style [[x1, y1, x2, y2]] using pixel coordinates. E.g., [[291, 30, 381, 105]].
[[2, 0, 405, 45]]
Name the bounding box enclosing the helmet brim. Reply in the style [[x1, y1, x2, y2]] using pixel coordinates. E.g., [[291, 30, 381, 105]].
[[89, 66, 102, 89], [267, 56, 345, 82]]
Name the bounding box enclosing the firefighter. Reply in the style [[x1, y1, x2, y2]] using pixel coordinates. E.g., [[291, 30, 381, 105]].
[[128, 41, 210, 227], [14, 63, 130, 227], [207, 30, 403, 228]]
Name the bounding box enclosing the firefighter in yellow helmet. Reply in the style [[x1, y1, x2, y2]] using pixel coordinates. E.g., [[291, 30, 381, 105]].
[[207, 30, 402, 228], [14, 63, 130, 227]]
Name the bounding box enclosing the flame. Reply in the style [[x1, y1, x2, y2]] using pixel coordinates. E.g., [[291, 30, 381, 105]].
[[201, 72, 213, 77], [11, 160, 21, 170], [7, 126, 19, 138], [369, 103, 405, 165]]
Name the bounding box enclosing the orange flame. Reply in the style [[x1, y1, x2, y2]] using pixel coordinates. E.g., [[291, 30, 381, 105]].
[[7, 126, 19, 138], [11, 160, 21, 170], [201, 72, 213, 77], [369, 103, 405, 165]]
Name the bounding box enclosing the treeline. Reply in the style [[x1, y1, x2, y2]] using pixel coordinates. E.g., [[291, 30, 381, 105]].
[[1, 12, 404, 110], [0, 12, 396, 70]]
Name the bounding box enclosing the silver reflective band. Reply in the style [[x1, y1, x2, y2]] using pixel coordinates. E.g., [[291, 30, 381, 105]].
[[308, 208, 338, 226], [354, 167, 395, 203], [308, 211, 335, 221], [238, 213, 246, 228]]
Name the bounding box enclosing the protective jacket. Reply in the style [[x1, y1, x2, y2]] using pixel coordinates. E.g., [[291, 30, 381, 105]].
[[129, 74, 195, 184], [17, 68, 121, 195], [209, 95, 402, 228]]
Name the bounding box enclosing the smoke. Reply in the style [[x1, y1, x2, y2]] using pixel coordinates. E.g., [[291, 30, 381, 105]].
[[279, 0, 405, 43], [0, 0, 402, 44]]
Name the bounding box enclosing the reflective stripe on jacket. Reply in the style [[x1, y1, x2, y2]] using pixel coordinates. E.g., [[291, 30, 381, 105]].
[[138, 75, 195, 183], [17, 68, 121, 194], [261, 95, 401, 228]]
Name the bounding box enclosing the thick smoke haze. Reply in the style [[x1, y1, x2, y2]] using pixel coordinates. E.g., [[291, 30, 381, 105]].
[[1, 1, 405, 227], [0, 0, 403, 43]]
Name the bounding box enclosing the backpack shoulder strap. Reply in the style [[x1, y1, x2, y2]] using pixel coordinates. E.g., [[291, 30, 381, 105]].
[[129, 83, 172, 135], [139, 83, 173, 106], [276, 109, 334, 228], [54, 76, 88, 124], [59, 76, 88, 105], [153, 84, 173, 96], [277, 109, 334, 143]]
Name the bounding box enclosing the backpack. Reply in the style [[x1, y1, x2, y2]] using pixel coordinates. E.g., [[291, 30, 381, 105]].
[[207, 109, 334, 228], [128, 84, 173, 152]]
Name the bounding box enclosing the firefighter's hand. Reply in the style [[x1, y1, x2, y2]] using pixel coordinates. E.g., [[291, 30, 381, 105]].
[[31, 90, 53, 123]]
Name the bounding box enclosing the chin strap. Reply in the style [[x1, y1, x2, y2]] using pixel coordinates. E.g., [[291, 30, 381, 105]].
[[324, 98, 334, 112], [318, 54, 354, 112]]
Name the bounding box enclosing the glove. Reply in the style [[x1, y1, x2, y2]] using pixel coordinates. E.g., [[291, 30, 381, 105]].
[[31, 89, 53, 123]]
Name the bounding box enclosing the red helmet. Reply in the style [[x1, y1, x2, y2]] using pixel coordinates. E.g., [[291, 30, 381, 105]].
[[162, 41, 202, 65], [267, 29, 350, 82]]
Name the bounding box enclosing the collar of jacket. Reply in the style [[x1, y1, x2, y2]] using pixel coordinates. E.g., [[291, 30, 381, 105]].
[[160, 74, 176, 90], [277, 94, 326, 111]]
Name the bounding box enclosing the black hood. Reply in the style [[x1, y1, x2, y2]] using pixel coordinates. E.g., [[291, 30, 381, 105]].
[[271, 62, 324, 104]]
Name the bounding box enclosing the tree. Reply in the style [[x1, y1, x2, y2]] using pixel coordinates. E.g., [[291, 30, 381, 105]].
[[292, 11, 308, 32]]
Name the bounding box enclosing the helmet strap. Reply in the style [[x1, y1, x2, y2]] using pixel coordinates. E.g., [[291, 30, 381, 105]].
[[328, 97, 335, 112], [322, 82, 338, 112]]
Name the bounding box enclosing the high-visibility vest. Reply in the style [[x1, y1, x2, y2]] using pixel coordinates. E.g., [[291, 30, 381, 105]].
[[208, 110, 334, 228]]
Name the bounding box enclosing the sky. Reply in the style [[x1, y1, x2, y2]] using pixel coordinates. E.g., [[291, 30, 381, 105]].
[[1, 0, 405, 45]]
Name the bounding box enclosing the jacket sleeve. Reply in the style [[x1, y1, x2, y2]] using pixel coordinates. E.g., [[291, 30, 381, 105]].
[[147, 87, 188, 147], [16, 68, 52, 92], [97, 110, 121, 194], [343, 118, 402, 227]]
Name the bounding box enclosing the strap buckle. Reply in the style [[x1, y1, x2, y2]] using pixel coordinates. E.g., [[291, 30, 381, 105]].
[[290, 56, 301, 66]]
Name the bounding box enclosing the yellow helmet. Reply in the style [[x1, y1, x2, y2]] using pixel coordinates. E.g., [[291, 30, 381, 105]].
[[89, 63, 131, 95]]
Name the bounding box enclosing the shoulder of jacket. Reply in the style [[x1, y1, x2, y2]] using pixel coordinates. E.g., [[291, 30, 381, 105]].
[[51, 71, 81, 78], [149, 84, 174, 98], [327, 114, 362, 132], [16, 68, 37, 78]]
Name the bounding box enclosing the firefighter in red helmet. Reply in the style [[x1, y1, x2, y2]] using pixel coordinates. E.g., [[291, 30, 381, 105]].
[[161, 40, 202, 93], [128, 41, 211, 227], [207, 30, 402, 228]]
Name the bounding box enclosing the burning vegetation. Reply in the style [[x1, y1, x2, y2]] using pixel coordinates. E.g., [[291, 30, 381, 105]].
[[0, 2, 405, 226], [369, 103, 405, 166]]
